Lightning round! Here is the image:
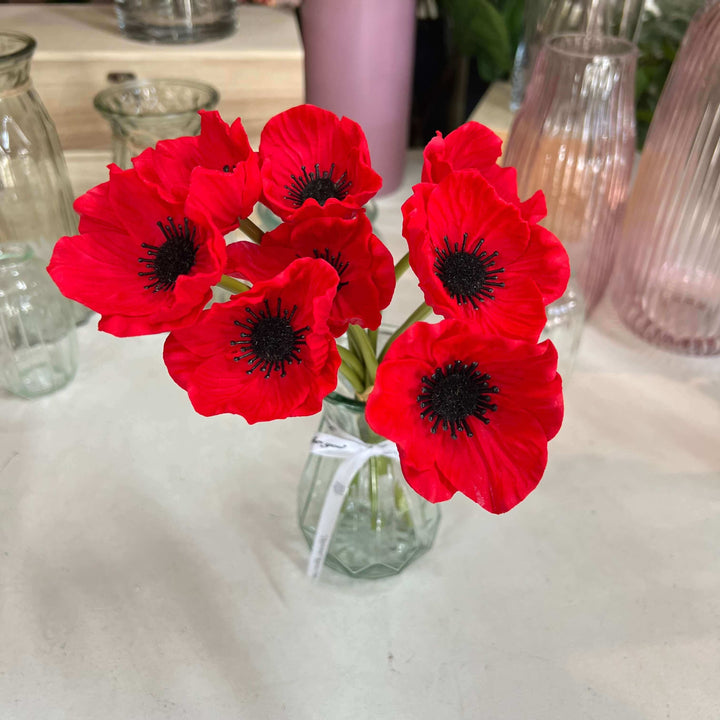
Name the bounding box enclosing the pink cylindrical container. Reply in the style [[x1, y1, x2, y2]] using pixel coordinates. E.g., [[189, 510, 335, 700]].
[[301, 0, 416, 195]]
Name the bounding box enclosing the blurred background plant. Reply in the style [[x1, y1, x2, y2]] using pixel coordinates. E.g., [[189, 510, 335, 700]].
[[411, 0, 703, 149]]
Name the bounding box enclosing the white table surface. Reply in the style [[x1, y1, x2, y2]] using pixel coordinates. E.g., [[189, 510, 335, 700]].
[[1, 151, 719, 720]]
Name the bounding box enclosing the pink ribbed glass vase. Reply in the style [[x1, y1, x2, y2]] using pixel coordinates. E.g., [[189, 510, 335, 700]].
[[612, 0, 720, 355], [504, 34, 637, 314]]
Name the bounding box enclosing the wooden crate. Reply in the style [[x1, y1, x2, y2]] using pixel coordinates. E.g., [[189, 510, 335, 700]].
[[0, 3, 304, 151]]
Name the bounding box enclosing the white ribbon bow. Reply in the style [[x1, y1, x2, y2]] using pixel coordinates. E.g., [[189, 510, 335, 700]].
[[306, 425, 399, 579]]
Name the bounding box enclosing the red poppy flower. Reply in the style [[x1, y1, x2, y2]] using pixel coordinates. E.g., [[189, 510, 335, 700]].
[[421, 122, 503, 182], [401, 170, 569, 341], [133, 110, 261, 233], [163, 258, 341, 423], [225, 204, 395, 336], [258, 104, 382, 221], [48, 167, 226, 337], [366, 320, 563, 514], [422, 122, 546, 224]]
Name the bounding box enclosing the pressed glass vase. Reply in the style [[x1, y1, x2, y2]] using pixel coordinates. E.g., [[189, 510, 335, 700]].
[[0, 32, 91, 326], [0, 245, 78, 398], [612, 0, 720, 355], [504, 34, 637, 315], [94, 78, 219, 169], [0, 33, 79, 264], [298, 391, 441, 579]]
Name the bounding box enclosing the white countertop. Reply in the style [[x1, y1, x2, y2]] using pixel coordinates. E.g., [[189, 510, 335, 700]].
[[1, 151, 719, 719]]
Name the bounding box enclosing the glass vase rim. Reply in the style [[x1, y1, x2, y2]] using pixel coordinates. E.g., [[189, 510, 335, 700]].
[[0, 32, 36, 66], [545, 33, 639, 60], [325, 389, 366, 412], [93, 78, 220, 120], [0, 243, 34, 265]]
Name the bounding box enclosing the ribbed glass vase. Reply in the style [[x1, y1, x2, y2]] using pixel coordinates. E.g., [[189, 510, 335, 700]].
[[0, 32, 91, 325], [511, 0, 644, 110], [298, 390, 441, 579], [611, 0, 720, 355], [504, 34, 638, 314]]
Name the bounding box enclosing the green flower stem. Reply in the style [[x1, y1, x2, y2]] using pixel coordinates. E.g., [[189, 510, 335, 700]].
[[394, 252, 410, 281], [337, 344, 364, 379], [217, 275, 250, 294], [378, 302, 433, 362], [347, 324, 378, 386], [339, 361, 365, 394], [238, 217, 264, 244], [369, 455, 380, 530], [368, 328, 378, 354]]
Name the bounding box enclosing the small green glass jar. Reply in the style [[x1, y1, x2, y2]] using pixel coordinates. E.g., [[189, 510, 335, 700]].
[[298, 389, 441, 579]]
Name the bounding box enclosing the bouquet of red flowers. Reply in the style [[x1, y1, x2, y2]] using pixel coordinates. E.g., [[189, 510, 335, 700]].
[[49, 105, 568, 522]]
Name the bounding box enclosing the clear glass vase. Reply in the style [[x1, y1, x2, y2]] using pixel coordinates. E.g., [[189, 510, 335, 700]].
[[0, 32, 91, 326], [504, 34, 638, 315], [511, 0, 645, 110], [94, 78, 219, 169], [114, 0, 237, 44], [611, 0, 720, 355], [0, 245, 78, 398], [298, 391, 441, 579], [0, 33, 79, 265]]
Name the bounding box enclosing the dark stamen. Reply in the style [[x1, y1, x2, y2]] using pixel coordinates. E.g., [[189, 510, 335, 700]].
[[230, 298, 310, 379], [312, 247, 350, 290], [283, 163, 352, 208], [416, 360, 499, 439], [137, 216, 198, 293], [434, 233, 505, 309]]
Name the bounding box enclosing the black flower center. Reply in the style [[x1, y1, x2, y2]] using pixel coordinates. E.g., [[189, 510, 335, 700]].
[[312, 248, 350, 290], [138, 217, 198, 292], [230, 298, 311, 378], [284, 163, 352, 208], [417, 360, 499, 438], [434, 233, 505, 309]]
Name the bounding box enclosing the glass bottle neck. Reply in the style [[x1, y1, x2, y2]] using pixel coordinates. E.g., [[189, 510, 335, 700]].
[[0, 33, 35, 93]]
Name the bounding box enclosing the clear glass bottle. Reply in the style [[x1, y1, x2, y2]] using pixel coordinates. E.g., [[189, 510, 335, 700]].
[[540, 277, 586, 380], [0, 245, 78, 399], [114, 0, 237, 44], [94, 78, 219, 169], [298, 391, 441, 579], [612, 0, 720, 355], [504, 34, 638, 315], [0, 32, 79, 266]]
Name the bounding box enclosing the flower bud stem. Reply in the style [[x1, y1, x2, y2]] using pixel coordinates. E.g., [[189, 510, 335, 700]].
[[394, 252, 410, 281], [217, 275, 250, 294], [237, 218, 264, 244], [378, 303, 432, 362]]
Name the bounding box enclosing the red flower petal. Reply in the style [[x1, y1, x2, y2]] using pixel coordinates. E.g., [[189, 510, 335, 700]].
[[399, 451, 457, 502], [482, 165, 547, 224], [164, 258, 341, 422], [226, 204, 395, 336], [49, 166, 225, 337], [259, 104, 382, 220], [404, 171, 558, 340], [421, 122, 503, 183], [511, 224, 570, 305], [366, 320, 563, 513], [133, 111, 261, 230]]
